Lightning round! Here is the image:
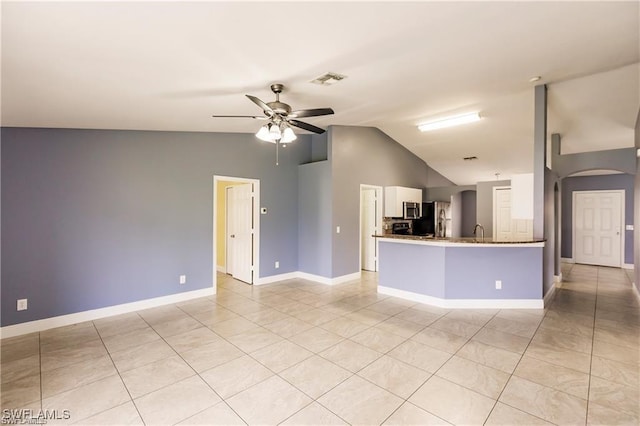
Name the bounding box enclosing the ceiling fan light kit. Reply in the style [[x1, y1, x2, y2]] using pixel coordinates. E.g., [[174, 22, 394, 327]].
[[418, 112, 482, 132], [212, 83, 334, 163], [256, 122, 297, 144]]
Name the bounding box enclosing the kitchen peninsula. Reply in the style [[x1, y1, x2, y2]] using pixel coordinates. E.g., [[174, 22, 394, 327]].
[[375, 234, 545, 309]]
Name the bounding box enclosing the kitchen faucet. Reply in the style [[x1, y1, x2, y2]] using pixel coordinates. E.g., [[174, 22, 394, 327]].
[[473, 223, 485, 240]]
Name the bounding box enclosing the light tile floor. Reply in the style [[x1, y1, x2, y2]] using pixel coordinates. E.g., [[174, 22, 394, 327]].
[[1, 265, 638, 425]]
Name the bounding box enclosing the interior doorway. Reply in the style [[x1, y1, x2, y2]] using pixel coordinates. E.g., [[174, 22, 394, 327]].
[[213, 176, 260, 286], [360, 185, 383, 272], [573, 190, 623, 267]]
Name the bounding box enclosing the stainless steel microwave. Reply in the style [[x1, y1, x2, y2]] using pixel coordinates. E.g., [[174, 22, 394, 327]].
[[403, 202, 421, 219]]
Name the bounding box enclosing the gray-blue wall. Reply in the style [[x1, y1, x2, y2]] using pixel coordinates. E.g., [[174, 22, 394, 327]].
[[633, 110, 640, 290], [1, 127, 312, 326], [424, 185, 476, 202], [379, 241, 543, 300], [544, 169, 559, 295], [561, 174, 634, 264], [329, 126, 454, 278], [298, 161, 332, 277], [460, 190, 477, 238], [635, 158, 639, 291]]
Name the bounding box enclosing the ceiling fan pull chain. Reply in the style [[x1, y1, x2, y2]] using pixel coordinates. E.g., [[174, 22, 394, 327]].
[[276, 141, 279, 166]]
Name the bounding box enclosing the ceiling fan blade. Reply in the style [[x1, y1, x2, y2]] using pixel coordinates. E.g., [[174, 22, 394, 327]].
[[211, 115, 267, 119], [246, 94, 275, 116], [289, 108, 334, 118], [289, 119, 326, 134]]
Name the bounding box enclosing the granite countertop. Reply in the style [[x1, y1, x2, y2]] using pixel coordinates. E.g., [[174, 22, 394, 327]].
[[374, 234, 546, 244]]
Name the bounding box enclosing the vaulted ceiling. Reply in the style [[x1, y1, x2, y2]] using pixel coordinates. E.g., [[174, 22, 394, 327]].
[[2, 2, 638, 185]]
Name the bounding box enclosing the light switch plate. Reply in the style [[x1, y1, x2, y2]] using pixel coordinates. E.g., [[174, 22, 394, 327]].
[[626, 225, 634, 231]]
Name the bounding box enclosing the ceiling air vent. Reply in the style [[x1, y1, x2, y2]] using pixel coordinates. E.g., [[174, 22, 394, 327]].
[[310, 72, 347, 86], [463, 156, 478, 161]]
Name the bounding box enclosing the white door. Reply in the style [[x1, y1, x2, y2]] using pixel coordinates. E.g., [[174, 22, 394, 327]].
[[495, 188, 513, 241], [361, 189, 377, 271], [226, 187, 235, 275], [228, 183, 254, 284], [574, 191, 622, 267], [494, 188, 533, 241]]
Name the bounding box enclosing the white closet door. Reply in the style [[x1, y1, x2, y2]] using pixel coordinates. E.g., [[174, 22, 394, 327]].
[[575, 191, 622, 267], [228, 184, 254, 284], [361, 189, 377, 271], [495, 188, 513, 241]]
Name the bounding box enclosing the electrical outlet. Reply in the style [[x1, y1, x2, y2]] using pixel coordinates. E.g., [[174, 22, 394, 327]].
[[17, 299, 28, 311], [275, 261, 279, 269], [179, 275, 187, 285], [495, 280, 502, 290]]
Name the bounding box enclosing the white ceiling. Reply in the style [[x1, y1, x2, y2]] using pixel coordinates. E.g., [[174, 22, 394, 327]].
[[2, 1, 638, 185]]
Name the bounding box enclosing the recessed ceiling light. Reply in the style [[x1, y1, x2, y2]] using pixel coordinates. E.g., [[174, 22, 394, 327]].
[[529, 76, 542, 83], [418, 112, 481, 132]]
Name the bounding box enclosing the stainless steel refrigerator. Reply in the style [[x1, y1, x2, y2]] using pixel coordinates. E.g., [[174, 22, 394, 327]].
[[416, 202, 452, 237]]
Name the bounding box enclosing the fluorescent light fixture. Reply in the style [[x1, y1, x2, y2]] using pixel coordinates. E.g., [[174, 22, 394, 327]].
[[418, 112, 481, 132]]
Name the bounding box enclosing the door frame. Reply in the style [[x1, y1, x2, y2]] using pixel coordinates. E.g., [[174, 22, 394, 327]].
[[359, 184, 384, 272], [213, 175, 260, 287], [572, 189, 624, 268], [492, 186, 511, 239]]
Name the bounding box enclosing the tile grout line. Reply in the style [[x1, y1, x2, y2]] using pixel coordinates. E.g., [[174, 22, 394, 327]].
[[377, 304, 489, 424], [482, 299, 557, 425], [218, 276, 437, 425], [151, 303, 249, 426], [583, 266, 600, 425], [38, 332, 43, 413], [218, 278, 364, 425], [13, 268, 628, 425], [180, 286, 399, 425], [90, 319, 147, 425]]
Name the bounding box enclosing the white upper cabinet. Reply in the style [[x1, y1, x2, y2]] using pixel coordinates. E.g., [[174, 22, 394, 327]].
[[384, 186, 422, 217]]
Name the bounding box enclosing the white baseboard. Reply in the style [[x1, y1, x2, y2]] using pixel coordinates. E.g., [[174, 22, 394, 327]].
[[544, 283, 557, 307], [2, 269, 364, 338], [378, 286, 544, 309], [255, 272, 299, 285], [331, 271, 362, 285], [254, 271, 362, 286], [216, 265, 226, 273], [296, 271, 361, 286], [561, 259, 633, 270], [0, 287, 216, 340]]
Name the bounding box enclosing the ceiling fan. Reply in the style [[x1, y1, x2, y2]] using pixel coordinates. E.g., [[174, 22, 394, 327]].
[[212, 83, 334, 143]]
